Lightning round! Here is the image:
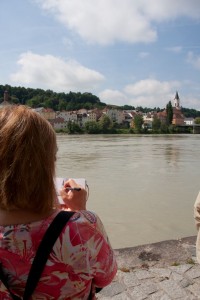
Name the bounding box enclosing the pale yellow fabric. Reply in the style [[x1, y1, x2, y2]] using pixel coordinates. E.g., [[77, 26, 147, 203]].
[[194, 191, 200, 263]]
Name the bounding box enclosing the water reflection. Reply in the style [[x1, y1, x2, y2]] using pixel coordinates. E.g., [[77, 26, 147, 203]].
[[165, 145, 180, 165]]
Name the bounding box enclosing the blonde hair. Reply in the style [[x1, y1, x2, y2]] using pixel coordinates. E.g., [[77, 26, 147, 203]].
[[0, 105, 57, 213]]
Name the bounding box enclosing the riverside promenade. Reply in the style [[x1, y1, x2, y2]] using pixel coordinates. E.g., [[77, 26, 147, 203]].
[[97, 236, 200, 299]]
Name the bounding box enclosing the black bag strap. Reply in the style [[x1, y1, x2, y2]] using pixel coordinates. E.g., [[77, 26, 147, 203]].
[[23, 210, 75, 299], [0, 265, 20, 300], [0, 210, 75, 300]]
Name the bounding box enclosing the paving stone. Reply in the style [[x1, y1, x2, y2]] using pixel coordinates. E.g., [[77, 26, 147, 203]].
[[148, 291, 172, 300], [187, 282, 200, 297], [139, 282, 158, 295], [99, 282, 126, 297], [129, 285, 148, 300], [183, 290, 199, 300], [97, 292, 132, 300], [159, 279, 188, 299], [122, 272, 141, 287], [170, 271, 184, 282], [135, 269, 155, 280], [186, 266, 200, 279], [96, 296, 111, 300], [169, 264, 192, 274], [111, 292, 132, 300], [150, 267, 171, 279], [180, 277, 194, 288]]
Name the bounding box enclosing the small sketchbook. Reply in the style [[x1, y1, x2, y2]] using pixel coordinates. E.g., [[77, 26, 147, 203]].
[[55, 177, 87, 204]]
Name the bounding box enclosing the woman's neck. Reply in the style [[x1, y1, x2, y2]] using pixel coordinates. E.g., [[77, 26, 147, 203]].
[[0, 208, 57, 226]]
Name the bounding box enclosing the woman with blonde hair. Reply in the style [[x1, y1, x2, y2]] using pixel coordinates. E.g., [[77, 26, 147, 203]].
[[0, 105, 117, 299]]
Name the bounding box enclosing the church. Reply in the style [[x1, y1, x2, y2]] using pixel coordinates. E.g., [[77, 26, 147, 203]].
[[172, 91, 185, 126], [0, 91, 12, 109]]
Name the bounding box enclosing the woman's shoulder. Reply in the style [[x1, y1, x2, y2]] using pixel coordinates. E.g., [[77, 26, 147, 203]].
[[65, 210, 109, 241], [70, 210, 98, 224]]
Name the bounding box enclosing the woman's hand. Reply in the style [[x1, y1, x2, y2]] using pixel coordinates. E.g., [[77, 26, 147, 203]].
[[59, 178, 87, 211]]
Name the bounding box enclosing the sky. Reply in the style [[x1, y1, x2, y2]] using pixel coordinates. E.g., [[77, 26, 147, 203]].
[[0, 0, 200, 110]]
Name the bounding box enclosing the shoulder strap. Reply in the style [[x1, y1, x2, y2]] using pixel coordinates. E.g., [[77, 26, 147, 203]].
[[0, 265, 21, 299], [0, 210, 75, 300], [23, 210, 75, 300]]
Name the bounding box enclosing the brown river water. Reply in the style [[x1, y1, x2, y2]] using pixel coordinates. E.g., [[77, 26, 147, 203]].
[[56, 134, 200, 249]]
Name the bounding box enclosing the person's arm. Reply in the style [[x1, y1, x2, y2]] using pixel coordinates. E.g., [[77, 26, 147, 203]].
[[60, 181, 117, 287], [87, 215, 117, 288], [194, 191, 200, 230]]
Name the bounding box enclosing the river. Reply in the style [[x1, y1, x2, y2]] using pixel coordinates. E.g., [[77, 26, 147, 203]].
[[56, 134, 200, 249]]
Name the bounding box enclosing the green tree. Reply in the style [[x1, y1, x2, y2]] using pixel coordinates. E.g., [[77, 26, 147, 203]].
[[67, 121, 82, 134], [26, 97, 41, 108], [84, 121, 100, 134], [166, 101, 173, 125], [58, 100, 66, 111], [152, 116, 161, 133], [134, 115, 143, 133], [160, 123, 169, 133], [195, 117, 200, 124], [99, 115, 113, 133]]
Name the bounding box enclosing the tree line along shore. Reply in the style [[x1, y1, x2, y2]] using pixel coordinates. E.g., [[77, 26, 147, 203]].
[[1, 85, 200, 134]]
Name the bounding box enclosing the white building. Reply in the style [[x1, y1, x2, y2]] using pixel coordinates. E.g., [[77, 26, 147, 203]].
[[184, 118, 194, 125], [50, 117, 67, 130], [104, 108, 124, 124], [56, 111, 77, 123], [143, 112, 155, 128]]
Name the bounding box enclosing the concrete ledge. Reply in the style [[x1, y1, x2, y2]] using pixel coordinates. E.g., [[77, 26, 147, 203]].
[[97, 237, 199, 299], [114, 236, 197, 270]]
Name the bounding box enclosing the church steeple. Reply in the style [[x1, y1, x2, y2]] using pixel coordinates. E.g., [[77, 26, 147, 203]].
[[0, 91, 11, 109], [173, 91, 180, 109], [4, 90, 9, 102]]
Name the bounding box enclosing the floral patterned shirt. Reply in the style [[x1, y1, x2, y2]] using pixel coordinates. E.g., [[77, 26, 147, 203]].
[[0, 210, 117, 299]]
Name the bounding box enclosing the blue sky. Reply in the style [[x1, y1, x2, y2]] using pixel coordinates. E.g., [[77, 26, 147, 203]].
[[1, 0, 200, 109]]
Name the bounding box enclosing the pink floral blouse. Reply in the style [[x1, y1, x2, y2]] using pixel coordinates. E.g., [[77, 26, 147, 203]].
[[0, 210, 117, 299]]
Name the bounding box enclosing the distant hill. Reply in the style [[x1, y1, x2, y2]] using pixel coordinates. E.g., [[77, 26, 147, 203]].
[[0, 84, 200, 118], [0, 84, 107, 111]]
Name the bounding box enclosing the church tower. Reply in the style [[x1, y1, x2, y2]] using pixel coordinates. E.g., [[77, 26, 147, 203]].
[[0, 90, 11, 109], [173, 91, 180, 109]]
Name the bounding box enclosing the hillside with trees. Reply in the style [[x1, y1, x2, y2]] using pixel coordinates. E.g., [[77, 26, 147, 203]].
[[0, 84, 200, 118], [0, 85, 106, 111]]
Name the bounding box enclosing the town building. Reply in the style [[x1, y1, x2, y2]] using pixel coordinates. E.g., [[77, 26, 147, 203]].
[[103, 108, 125, 124], [184, 118, 194, 125], [56, 111, 77, 123], [34, 107, 56, 120], [172, 92, 185, 125]]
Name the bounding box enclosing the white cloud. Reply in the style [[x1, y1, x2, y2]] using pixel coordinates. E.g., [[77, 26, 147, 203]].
[[141, 0, 200, 21], [10, 51, 105, 92], [34, 0, 200, 45], [187, 51, 200, 70], [97, 79, 183, 108], [124, 79, 180, 96], [99, 89, 129, 106], [99, 79, 181, 108]]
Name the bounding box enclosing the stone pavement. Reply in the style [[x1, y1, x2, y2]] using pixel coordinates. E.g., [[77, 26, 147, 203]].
[[97, 236, 200, 299]]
